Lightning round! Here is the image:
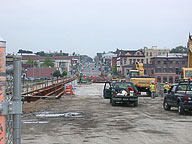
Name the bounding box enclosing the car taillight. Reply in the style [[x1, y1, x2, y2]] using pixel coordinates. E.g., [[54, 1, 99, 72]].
[[184, 96, 187, 102], [128, 87, 133, 91], [113, 91, 116, 96], [136, 91, 139, 96]]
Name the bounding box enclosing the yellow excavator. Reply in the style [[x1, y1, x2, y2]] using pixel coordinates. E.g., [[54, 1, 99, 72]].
[[128, 62, 155, 96], [181, 34, 192, 79]]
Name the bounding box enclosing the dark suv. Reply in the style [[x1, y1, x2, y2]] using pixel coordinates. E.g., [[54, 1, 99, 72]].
[[103, 81, 138, 106], [163, 80, 192, 114]]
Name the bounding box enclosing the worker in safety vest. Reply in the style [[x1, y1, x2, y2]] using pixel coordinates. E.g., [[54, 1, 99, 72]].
[[163, 82, 170, 94], [150, 81, 156, 99]]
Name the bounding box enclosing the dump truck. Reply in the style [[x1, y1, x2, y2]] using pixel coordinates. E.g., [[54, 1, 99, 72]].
[[128, 62, 155, 96]]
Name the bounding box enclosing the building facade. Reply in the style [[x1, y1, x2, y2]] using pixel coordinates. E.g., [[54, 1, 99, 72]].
[[151, 53, 187, 83], [144, 46, 170, 64]]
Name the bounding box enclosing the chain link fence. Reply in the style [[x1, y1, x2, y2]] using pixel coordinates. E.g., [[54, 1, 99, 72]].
[[5, 74, 14, 144]]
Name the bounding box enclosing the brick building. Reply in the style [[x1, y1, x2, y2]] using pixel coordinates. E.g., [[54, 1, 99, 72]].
[[151, 53, 187, 83], [26, 67, 56, 78], [116, 49, 145, 75]]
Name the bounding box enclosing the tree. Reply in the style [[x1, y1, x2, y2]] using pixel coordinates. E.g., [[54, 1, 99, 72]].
[[18, 49, 33, 54], [35, 51, 47, 56], [170, 46, 187, 53], [26, 56, 33, 65], [26, 56, 38, 67], [61, 71, 67, 77], [42, 56, 54, 67], [112, 64, 117, 75], [53, 70, 61, 78]]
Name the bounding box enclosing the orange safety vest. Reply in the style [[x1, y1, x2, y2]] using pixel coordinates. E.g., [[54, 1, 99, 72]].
[[150, 84, 156, 92], [164, 84, 169, 90]]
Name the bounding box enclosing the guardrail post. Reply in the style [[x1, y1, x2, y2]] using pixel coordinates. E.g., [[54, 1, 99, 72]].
[[13, 56, 22, 144]]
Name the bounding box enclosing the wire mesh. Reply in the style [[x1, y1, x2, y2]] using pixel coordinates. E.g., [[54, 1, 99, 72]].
[[5, 76, 14, 144]]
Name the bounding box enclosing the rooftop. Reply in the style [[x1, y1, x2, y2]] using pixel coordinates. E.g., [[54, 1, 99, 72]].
[[155, 53, 187, 58]]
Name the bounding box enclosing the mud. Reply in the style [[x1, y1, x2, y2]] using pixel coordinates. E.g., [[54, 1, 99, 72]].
[[22, 83, 192, 144]]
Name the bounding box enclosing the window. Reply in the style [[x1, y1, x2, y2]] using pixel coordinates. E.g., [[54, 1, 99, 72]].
[[124, 59, 126, 64], [169, 76, 173, 83], [176, 61, 179, 65], [137, 52, 140, 56], [141, 59, 144, 63], [157, 68, 161, 73], [129, 59, 132, 64], [169, 68, 173, 73], [170, 61, 173, 65], [151, 70, 154, 74], [133, 59, 136, 64], [182, 61, 185, 65], [177, 85, 187, 91], [144, 70, 147, 74], [157, 76, 161, 83], [157, 61, 161, 64], [164, 61, 167, 65], [150, 52, 152, 56], [146, 52, 148, 56], [146, 58, 148, 64], [175, 76, 179, 83], [137, 59, 140, 62], [158, 52, 161, 55], [176, 68, 179, 74], [163, 68, 167, 73], [163, 76, 167, 83], [105, 83, 111, 89]]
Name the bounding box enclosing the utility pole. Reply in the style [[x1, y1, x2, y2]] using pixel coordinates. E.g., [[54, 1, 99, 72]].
[[13, 56, 22, 144]]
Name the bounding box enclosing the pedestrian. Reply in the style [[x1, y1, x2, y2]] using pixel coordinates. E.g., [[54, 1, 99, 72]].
[[150, 81, 156, 99], [163, 82, 169, 94]]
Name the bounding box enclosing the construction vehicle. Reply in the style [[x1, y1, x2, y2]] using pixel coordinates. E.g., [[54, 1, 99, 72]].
[[181, 34, 192, 79], [98, 68, 104, 77], [78, 73, 88, 83], [128, 62, 155, 96]]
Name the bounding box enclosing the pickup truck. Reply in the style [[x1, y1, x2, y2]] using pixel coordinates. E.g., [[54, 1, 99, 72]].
[[103, 81, 138, 106], [163, 80, 192, 114]]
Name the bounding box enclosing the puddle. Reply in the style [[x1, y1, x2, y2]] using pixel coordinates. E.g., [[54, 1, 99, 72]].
[[35, 112, 83, 118], [22, 119, 49, 124]]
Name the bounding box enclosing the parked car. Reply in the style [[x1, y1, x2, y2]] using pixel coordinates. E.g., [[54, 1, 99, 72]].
[[163, 79, 192, 114], [103, 81, 138, 106]]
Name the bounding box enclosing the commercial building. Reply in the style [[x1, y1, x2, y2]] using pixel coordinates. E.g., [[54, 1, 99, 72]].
[[151, 53, 187, 83]]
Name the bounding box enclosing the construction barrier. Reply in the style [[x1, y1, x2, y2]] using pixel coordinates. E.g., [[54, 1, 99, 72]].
[[0, 38, 6, 144], [64, 85, 74, 95]]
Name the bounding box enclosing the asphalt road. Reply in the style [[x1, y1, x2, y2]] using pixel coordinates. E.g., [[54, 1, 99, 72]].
[[22, 83, 192, 144], [80, 63, 100, 76]]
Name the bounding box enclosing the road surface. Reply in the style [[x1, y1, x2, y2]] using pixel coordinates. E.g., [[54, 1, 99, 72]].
[[22, 83, 192, 144]]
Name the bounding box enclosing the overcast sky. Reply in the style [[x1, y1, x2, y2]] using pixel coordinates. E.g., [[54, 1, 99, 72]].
[[0, 0, 192, 57]]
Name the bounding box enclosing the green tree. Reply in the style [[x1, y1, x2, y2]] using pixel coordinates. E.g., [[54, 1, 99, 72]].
[[18, 49, 33, 54], [170, 46, 187, 53], [61, 71, 67, 77], [35, 51, 47, 56], [26, 56, 38, 67], [42, 56, 54, 67], [112, 64, 117, 75], [53, 70, 61, 78], [26, 56, 33, 64]]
